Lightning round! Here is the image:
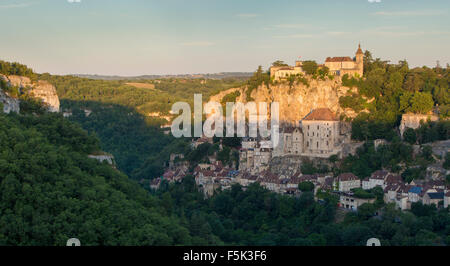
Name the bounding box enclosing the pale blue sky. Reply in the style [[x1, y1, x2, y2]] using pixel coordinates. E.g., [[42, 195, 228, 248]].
[[1, 0, 449, 75]]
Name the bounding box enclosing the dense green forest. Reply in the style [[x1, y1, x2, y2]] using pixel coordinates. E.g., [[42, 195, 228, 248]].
[[0, 104, 206, 245]]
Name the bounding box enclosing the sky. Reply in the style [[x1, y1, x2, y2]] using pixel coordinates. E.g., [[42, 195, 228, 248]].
[[1, 0, 449, 76]]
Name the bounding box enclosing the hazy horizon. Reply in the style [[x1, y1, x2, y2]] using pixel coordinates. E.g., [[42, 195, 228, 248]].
[[1, 0, 449, 76]]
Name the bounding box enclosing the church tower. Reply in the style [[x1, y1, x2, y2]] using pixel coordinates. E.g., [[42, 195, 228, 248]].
[[355, 43, 364, 77]]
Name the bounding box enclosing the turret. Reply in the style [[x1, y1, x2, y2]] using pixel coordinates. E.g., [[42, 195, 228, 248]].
[[355, 43, 364, 76]]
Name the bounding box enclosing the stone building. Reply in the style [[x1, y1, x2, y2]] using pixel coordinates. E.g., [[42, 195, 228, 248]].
[[302, 108, 341, 157], [273, 127, 303, 157], [445, 191, 450, 208], [270, 44, 364, 80], [362, 170, 389, 190], [333, 173, 361, 192], [270, 61, 304, 81], [340, 193, 375, 211], [272, 108, 349, 158], [239, 147, 271, 173], [422, 192, 444, 206], [324, 44, 364, 77]]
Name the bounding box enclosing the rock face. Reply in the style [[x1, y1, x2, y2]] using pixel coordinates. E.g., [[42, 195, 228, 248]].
[[0, 89, 20, 114], [29, 81, 60, 113], [399, 113, 439, 137], [209, 77, 356, 124], [0, 74, 20, 114], [2, 75, 60, 112]]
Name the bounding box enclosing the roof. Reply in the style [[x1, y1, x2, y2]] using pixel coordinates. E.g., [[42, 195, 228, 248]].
[[338, 173, 359, 181], [303, 108, 338, 121], [409, 186, 422, 194], [371, 170, 389, 180], [446, 191, 450, 197], [356, 44, 363, 55], [427, 192, 444, 199], [325, 56, 353, 63]]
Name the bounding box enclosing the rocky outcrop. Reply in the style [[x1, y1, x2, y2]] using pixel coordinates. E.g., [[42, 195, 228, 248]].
[[88, 154, 115, 165], [0, 89, 20, 114], [29, 81, 60, 113], [209, 77, 357, 124], [1, 75, 60, 112], [0, 74, 20, 114], [399, 113, 439, 137]]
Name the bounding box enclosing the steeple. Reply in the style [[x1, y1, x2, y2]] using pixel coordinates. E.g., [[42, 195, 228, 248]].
[[356, 43, 363, 55]]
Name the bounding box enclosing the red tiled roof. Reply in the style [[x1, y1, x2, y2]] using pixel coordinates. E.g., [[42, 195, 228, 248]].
[[371, 170, 389, 180], [338, 173, 359, 181], [325, 56, 353, 62], [303, 108, 338, 121], [385, 174, 402, 185]]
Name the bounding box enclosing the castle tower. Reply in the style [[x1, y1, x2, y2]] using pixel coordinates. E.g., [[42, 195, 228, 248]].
[[355, 43, 364, 76]]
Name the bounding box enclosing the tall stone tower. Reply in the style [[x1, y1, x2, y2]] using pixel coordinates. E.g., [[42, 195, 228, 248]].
[[355, 43, 364, 77]]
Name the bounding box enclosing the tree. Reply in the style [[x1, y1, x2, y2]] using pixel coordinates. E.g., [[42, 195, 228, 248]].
[[272, 60, 288, 67], [298, 181, 315, 192], [302, 61, 318, 75], [401, 92, 434, 114], [444, 153, 450, 170], [403, 128, 417, 144], [357, 203, 377, 220]]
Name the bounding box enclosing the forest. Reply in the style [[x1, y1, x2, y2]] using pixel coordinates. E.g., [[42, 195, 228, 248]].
[[0, 103, 204, 245]]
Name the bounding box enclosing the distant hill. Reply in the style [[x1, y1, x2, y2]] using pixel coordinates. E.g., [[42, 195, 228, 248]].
[[73, 72, 253, 81]]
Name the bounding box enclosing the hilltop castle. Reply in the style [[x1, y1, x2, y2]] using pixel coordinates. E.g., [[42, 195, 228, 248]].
[[270, 44, 364, 80]]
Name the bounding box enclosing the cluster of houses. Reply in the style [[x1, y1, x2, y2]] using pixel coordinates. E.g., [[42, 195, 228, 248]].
[[153, 162, 450, 211], [364, 170, 450, 210]]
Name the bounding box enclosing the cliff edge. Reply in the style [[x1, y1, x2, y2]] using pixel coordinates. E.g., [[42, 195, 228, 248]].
[[0, 74, 60, 112]]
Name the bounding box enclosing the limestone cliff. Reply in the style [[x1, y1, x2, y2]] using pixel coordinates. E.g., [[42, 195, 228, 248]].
[[209, 77, 357, 124], [0, 88, 20, 114], [1, 75, 60, 112]]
